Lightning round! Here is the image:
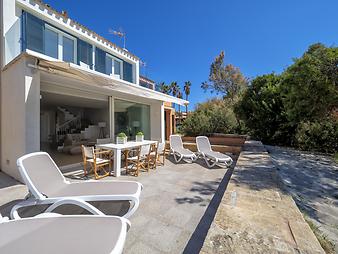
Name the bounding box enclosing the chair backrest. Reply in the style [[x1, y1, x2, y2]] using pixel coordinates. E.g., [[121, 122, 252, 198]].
[[140, 144, 151, 157], [157, 142, 166, 153], [170, 135, 184, 150], [17, 152, 67, 199], [96, 138, 113, 144], [196, 136, 212, 153], [81, 145, 94, 159]]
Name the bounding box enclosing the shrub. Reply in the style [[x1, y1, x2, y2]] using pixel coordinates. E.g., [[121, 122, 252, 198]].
[[136, 131, 144, 136], [182, 98, 238, 136], [295, 118, 338, 153]]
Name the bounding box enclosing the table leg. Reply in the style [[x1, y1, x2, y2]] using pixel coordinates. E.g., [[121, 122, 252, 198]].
[[114, 149, 121, 177]]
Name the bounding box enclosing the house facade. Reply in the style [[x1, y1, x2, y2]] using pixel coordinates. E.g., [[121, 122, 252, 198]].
[[0, 0, 187, 181]]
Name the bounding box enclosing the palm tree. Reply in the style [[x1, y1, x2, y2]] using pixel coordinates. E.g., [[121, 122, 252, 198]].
[[183, 81, 191, 114], [170, 81, 179, 97], [177, 90, 183, 124], [158, 82, 171, 95]]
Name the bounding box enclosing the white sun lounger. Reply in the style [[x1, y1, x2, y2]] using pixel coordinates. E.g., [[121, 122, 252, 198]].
[[0, 213, 129, 254], [11, 152, 142, 219], [170, 135, 197, 163], [196, 136, 233, 168]]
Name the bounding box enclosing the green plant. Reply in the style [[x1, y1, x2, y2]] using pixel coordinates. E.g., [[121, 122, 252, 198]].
[[182, 98, 238, 136], [303, 214, 335, 254], [117, 132, 127, 138], [136, 131, 144, 136], [295, 118, 338, 153], [334, 153, 338, 163]]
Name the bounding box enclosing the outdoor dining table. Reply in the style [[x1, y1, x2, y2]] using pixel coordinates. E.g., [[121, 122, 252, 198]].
[[96, 140, 157, 177]]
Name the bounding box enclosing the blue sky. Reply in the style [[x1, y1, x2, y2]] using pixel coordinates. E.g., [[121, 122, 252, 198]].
[[45, 0, 337, 110]]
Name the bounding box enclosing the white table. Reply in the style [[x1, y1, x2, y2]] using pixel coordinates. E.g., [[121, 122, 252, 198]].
[[96, 140, 157, 177]]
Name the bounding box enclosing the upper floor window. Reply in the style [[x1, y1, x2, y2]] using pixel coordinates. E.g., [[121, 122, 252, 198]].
[[22, 12, 77, 63], [106, 54, 123, 79], [44, 24, 77, 63], [22, 12, 135, 83]]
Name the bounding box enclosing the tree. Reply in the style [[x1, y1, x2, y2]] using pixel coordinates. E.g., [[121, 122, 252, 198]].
[[201, 51, 248, 101], [170, 81, 179, 97], [157, 82, 171, 95], [280, 43, 338, 126], [177, 89, 183, 125], [184, 81, 191, 114], [235, 73, 291, 145]]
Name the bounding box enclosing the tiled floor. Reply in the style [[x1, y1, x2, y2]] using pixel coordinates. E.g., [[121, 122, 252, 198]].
[[0, 157, 234, 254]]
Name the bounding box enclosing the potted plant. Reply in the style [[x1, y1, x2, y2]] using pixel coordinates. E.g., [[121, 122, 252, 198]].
[[136, 131, 144, 142], [116, 132, 127, 144]]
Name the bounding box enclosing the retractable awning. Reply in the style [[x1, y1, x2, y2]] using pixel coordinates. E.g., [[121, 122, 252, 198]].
[[30, 52, 188, 106]]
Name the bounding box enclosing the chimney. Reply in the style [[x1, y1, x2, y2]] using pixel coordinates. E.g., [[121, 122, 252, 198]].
[[61, 10, 68, 19]]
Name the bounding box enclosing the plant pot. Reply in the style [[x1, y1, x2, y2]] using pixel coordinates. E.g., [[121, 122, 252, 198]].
[[136, 135, 144, 142], [116, 136, 127, 144]]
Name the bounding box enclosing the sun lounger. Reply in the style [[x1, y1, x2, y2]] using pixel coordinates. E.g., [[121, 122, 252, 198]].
[[196, 136, 233, 168], [0, 214, 129, 254], [170, 135, 197, 163], [11, 152, 142, 219]]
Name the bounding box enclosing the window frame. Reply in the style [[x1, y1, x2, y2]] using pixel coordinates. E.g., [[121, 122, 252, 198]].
[[44, 23, 77, 63], [105, 53, 123, 79]]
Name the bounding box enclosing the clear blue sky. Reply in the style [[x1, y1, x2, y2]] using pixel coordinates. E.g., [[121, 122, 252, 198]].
[[45, 0, 337, 110]]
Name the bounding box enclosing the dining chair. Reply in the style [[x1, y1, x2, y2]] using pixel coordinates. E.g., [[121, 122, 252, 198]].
[[126, 144, 151, 176], [81, 145, 112, 179]]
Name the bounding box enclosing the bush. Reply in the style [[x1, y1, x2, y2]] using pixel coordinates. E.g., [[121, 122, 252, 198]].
[[182, 99, 238, 136], [295, 118, 338, 153], [234, 73, 293, 145]]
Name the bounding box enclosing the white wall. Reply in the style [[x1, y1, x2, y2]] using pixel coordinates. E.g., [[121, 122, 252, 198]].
[[2, 0, 21, 65], [1, 56, 40, 181]]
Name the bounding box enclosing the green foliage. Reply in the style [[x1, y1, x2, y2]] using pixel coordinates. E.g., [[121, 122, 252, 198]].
[[157, 82, 171, 95], [136, 131, 144, 136], [234, 73, 292, 145], [281, 43, 338, 125], [117, 132, 127, 138], [182, 99, 238, 136], [235, 43, 338, 152], [334, 153, 338, 163], [201, 51, 248, 100], [295, 118, 338, 153]]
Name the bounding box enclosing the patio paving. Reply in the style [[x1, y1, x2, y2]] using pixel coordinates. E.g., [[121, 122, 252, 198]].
[[0, 156, 235, 254]]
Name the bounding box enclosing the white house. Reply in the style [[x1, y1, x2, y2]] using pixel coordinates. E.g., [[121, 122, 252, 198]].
[[0, 0, 187, 181]]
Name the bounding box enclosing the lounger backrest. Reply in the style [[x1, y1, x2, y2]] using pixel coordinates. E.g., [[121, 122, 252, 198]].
[[17, 152, 67, 199], [170, 135, 183, 150], [196, 136, 212, 153]]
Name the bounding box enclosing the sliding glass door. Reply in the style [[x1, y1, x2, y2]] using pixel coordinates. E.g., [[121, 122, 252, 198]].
[[114, 99, 150, 140]]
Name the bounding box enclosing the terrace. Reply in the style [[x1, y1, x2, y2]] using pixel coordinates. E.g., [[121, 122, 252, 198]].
[[0, 155, 235, 253], [0, 136, 325, 253]]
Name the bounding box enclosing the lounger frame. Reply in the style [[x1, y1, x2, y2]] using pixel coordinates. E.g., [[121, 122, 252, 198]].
[[196, 136, 233, 168], [11, 152, 142, 219], [169, 135, 197, 163]]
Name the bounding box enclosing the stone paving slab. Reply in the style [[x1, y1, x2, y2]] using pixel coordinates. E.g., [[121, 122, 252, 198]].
[[201, 141, 325, 254], [0, 157, 234, 254]]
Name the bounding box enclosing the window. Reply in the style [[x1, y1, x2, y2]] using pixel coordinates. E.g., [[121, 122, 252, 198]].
[[44, 27, 58, 59], [63, 36, 75, 63], [114, 99, 150, 140], [123, 61, 133, 83], [24, 13, 44, 53], [105, 54, 123, 78], [22, 12, 76, 63], [78, 39, 92, 68]]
